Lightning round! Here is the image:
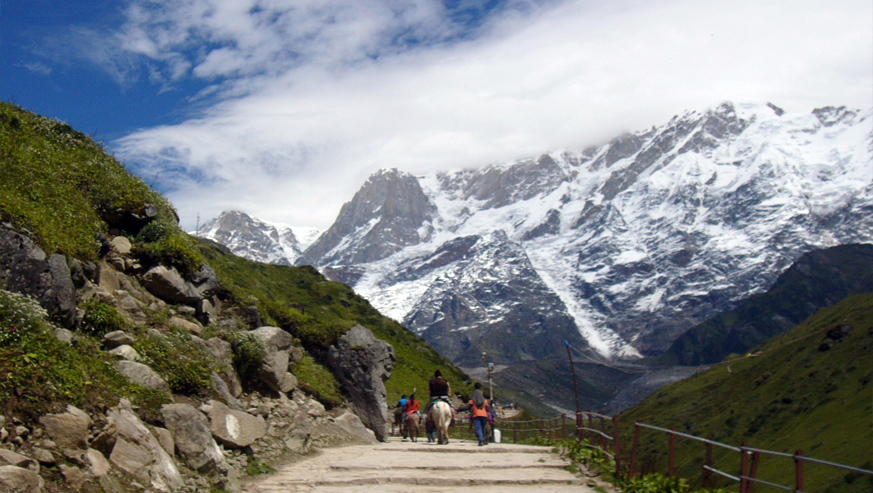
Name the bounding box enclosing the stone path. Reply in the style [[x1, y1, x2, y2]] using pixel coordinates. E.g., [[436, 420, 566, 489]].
[[244, 437, 600, 492]]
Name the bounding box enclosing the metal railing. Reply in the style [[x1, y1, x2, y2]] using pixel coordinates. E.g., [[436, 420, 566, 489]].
[[504, 411, 872, 492]]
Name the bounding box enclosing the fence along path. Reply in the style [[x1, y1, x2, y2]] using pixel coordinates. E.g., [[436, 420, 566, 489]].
[[243, 436, 601, 492]]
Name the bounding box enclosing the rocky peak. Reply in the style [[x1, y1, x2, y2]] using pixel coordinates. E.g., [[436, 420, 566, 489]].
[[198, 210, 303, 266], [300, 168, 437, 266]]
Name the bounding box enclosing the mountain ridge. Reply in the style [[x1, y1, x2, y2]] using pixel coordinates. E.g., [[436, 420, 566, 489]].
[[200, 101, 873, 411]]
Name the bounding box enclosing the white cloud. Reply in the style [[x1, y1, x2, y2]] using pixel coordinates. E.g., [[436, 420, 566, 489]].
[[111, 0, 873, 230]]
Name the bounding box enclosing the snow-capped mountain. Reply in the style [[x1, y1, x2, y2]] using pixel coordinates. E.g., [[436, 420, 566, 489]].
[[299, 102, 872, 367], [204, 102, 872, 410], [196, 210, 320, 266]]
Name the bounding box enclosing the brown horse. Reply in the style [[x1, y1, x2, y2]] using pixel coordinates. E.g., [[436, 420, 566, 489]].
[[406, 412, 421, 442]]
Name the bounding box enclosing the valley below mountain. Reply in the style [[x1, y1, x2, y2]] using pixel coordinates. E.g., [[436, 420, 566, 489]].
[[201, 101, 873, 412]]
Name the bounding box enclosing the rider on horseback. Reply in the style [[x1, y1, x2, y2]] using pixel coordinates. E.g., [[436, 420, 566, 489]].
[[426, 369, 452, 414]]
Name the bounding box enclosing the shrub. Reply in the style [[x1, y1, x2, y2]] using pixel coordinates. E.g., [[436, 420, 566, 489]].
[[219, 329, 266, 384], [80, 300, 129, 337], [134, 331, 213, 396]]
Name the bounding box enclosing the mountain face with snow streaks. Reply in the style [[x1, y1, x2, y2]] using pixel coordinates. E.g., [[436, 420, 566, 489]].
[[304, 103, 873, 361], [201, 102, 872, 410]]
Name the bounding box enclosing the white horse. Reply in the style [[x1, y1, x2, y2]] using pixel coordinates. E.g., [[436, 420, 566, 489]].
[[428, 400, 453, 445]]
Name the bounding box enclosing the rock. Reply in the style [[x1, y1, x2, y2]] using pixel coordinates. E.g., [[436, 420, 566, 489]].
[[160, 404, 226, 475], [103, 330, 135, 349], [251, 327, 294, 393], [241, 305, 262, 328], [211, 373, 245, 411], [202, 400, 266, 448], [0, 465, 43, 492], [140, 265, 200, 305], [108, 401, 184, 492], [0, 224, 78, 328], [59, 464, 86, 490], [39, 405, 91, 457], [109, 344, 141, 361], [281, 372, 298, 393], [326, 325, 395, 441], [147, 426, 174, 458], [332, 412, 379, 444], [191, 264, 221, 298], [54, 328, 74, 345], [169, 316, 202, 334], [117, 294, 142, 311], [31, 448, 54, 466], [109, 236, 132, 255], [115, 361, 170, 392], [85, 448, 110, 477], [0, 449, 39, 471]]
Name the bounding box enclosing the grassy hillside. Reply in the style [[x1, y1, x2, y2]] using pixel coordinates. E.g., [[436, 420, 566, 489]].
[[663, 244, 873, 366], [620, 293, 873, 492], [0, 100, 471, 417], [197, 239, 472, 403]]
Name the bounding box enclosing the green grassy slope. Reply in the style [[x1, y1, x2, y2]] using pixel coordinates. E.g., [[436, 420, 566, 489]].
[[1, 100, 471, 414], [620, 294, 873, 492], [197, 239, 472, 403]]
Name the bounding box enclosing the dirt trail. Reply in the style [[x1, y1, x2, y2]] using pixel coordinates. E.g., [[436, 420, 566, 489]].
[[244, 436, 603, 492]]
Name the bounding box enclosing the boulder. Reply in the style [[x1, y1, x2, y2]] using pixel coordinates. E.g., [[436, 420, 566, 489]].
[[326, 325, 395, 441], [85, 448, 110, 477], [0, 465, 43, 493], [202, 400, 266, 448], [160, 404, 226, 475], [109, 345, 141, 361], [251, 327, 294, 393], [108, 401, 184, 492], [0, 224, 77, 328], [115, 361, 170, 392], [332, 412, 379, 444], [109, 236, 132, 255], [211, 373, 245, 411], [103, 330, 135, 349], [140, 265, 200, 305], [0, 449, 39, 471], [39, 405, 91, 458]]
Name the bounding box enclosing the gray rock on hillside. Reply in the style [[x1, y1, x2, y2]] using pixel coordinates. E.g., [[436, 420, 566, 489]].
[[115, 360, 170, 393], [0, 224, 77, 328], [0, 465, 43, 493], [107, 402, 183, 492], [160, 404, 228, 476], [202, 400, 266, 448], [250, 326, 297, 393], [140, 265, 201, 305], [38, 405, 90, 459], [326, 325, 395, 442]]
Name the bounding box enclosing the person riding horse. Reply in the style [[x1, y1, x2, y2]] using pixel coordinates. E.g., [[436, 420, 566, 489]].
[[427, 370, 452, 412]]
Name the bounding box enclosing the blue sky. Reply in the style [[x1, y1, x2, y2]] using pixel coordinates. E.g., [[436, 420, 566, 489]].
[[3, 0, 872, 231]]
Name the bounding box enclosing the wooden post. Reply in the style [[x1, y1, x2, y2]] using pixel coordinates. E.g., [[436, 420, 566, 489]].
[[703, 436, 713, 489], [748, 451, 760, 493], [577, 411, 583, 442], [628, 423, 641, 481], [668, 429, 677, 476], [562, 414, 567, 441], [613, 416, 622, 478], [599, 416, 607, 451], [794, 450, 805, 492]]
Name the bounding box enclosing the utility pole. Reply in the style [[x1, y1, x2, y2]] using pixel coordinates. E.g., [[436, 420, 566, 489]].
[[565, 341, 581, 421]]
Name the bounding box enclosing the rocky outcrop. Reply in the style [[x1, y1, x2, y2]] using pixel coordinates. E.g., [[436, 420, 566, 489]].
[[38, 406, 90, 459], [326, 325, 395, 441], [106, 401, 184, 492], [115, 360, 171, 393], [202, 401, 266, 448], [160, 404, 229, 476], [250, 326, 300, 394], [0, 224, 77, 328], [0, 465, 43, 492]]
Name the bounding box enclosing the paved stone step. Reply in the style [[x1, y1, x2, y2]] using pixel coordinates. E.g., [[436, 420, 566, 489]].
[[244, 438, 598, 493]]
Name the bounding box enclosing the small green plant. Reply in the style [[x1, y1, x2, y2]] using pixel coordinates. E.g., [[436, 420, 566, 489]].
[[0, 290, 47, 346], [80, 299, 129, 337], [244, 457, 276, 476], [625, 473, 691, 493], [219, 329, 266, 384], [134, 330, 213, 395]]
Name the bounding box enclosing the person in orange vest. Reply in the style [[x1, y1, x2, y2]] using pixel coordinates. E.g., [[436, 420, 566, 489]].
[[457, 382, 490, 446]]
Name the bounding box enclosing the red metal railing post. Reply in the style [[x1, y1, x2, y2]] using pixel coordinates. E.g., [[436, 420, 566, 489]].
[[740, 442, 749, 493], [613, 415, 622, 478], [795, 450, 805, 492], [599, 416, 607, 451], [703, 436, 713, 489], [628, 423, 641, 481], [668, 429, 677, 477]]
